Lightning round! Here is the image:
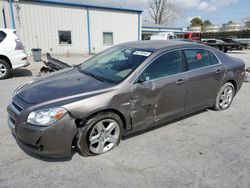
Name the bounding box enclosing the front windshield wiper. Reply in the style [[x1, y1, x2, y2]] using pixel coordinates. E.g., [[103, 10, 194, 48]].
[[78, 68, 107, 83]]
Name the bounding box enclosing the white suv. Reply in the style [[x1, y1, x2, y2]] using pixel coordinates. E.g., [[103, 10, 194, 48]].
[[0, 28, 29, 79]]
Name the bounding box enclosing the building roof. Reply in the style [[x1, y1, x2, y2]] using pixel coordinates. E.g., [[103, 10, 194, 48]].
[[142, 24, 183, 31], [28, 0, 143, 13]]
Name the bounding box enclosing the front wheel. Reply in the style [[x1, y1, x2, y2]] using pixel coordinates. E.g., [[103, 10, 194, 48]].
[[213, 82, 235, 111], [77, 112, 122, 156], [0, 60, 11, 80]]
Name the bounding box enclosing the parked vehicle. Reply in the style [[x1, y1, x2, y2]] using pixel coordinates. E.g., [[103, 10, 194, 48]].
[[7, 40, 245, 158], [202, 39, 233, 52], [220, 38, 248, 50], [184, 32, 201, 42], [150, 32, 177, 40], [0, 28, 29, 79]]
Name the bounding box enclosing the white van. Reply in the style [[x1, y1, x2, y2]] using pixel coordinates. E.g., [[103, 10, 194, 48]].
[[150, 32, 177, 40]]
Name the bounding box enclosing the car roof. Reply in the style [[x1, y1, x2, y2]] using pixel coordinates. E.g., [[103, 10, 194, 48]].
[[119, 40, 205, 52]]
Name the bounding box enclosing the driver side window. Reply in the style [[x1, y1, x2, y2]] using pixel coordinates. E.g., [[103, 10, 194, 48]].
[[138, 50, 182, 82]]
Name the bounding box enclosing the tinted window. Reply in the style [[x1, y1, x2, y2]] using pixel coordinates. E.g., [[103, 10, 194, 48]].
[[184, 49, 211, 70], [207, 40, 216, 43], [140, 50, 182, 81], [58, 31, 72, 44], [208, 51, 219, 65], [0, 31, 7, 43]]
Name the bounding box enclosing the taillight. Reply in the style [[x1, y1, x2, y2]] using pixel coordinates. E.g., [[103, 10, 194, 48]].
[[15, 39, 24, 50]]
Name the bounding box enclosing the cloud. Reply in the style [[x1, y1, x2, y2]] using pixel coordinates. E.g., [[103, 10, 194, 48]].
[[170, 0, 237, 12], [197, 2, 216, 11], [72, 0, 238, 12]]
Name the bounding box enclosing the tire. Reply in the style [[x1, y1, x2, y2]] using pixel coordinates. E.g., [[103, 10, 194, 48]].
[[0, 59, 11, 80], [76, 112, 122, 156], [213, 82, 235, 111]]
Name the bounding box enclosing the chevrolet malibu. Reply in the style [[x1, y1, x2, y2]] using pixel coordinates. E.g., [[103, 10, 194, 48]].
[[7, 41, 245, 158]]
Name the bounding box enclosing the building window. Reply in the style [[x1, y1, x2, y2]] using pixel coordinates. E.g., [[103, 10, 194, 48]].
[[58, 31, 72, 45], [103, 32, 113, 45]]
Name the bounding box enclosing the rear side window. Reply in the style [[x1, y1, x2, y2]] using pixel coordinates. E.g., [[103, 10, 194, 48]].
[[184, 49, 211, 70], [140, 50, 182, 81], [208, 51, 220, 65], [0, 31, 7, 43]]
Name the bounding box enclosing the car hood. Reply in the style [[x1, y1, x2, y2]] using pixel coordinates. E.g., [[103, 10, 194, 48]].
[[17, 67, 114, 104]]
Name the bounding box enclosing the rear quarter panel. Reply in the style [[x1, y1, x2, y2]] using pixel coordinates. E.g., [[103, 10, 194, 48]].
[[215, 50, 245, 93]]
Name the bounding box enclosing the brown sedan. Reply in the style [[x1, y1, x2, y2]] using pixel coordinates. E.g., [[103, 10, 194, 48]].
[[7, 40, 245, 158]]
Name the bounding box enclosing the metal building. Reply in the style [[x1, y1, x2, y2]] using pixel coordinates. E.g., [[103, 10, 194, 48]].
[[0, 0, 142, 55], [142, 25, 185, 40]]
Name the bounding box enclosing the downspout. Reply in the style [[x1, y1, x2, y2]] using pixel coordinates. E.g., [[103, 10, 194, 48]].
[[9, 0, 15, 29], [86, 7, 91, 54], [138, 12, 141, 41]]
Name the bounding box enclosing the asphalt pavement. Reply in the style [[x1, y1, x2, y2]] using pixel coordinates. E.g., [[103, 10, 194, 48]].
[[0, 51, 250, 188]]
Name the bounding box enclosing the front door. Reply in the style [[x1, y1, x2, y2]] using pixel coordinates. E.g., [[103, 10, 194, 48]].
[[130, 50, 188, 131]]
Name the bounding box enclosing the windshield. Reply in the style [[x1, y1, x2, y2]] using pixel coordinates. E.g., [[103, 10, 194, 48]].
[[79, 46, 152, 84]]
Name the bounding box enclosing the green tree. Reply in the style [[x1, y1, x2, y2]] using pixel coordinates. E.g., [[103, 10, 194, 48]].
[[190, 17, 203, 26], [204, 20, 212, 26]]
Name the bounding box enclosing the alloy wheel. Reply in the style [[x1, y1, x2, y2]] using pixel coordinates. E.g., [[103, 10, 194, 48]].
[[219, 86, 234, 109], [0, 64, 7, 78], [88, 119, 120, 154]]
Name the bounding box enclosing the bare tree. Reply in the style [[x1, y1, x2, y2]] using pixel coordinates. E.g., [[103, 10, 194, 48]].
[[146, 0, 179, 25]]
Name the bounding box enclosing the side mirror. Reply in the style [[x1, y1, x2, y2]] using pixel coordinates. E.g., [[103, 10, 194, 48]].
[[137, 77, 146, 84]]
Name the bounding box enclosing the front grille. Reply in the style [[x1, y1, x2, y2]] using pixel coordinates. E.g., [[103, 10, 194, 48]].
[[8, 99, 24, 128], [12, 101, 23, 112], [9, 116, 16, 125]]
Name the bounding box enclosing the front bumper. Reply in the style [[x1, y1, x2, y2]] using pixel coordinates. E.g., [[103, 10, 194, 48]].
[[7, 98, 78, 158]]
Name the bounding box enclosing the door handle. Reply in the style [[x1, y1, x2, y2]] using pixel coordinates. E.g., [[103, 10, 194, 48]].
[[176, 79, 185, 85], [216, 69, 222, 74]]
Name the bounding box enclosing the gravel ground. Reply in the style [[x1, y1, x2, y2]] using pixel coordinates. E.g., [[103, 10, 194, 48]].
[[0, 51, 250, 188]]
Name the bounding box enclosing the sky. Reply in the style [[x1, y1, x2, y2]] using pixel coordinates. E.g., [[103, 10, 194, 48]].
[[75, 0, 250, 27]]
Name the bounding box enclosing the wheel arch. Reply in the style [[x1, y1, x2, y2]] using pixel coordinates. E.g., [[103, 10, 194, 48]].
[[75, 108, 128, 132], [0, 55, 12, 69], [225, 79, 237, 93]]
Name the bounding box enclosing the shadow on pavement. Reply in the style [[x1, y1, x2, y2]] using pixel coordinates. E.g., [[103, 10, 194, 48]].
[[17, 109, 208, 162], [11, 68, 33, 78], [20, 147, 77, 162], [123, 109, 208, 140]]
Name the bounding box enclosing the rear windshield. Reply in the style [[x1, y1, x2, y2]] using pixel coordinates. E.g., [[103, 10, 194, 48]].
[[0, 31, 7, 43]]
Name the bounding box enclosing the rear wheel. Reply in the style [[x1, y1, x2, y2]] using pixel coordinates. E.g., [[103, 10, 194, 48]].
[[0, 59, 11, 80], [77, 112, 122, 156], [213, 82, 235, 111]]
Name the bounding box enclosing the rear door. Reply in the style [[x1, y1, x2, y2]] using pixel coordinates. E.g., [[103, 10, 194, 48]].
[[184, 49, 225, 112]]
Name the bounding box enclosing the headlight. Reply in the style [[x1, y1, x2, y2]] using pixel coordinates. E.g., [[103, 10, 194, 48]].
[[27, 107, 67, 126]]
